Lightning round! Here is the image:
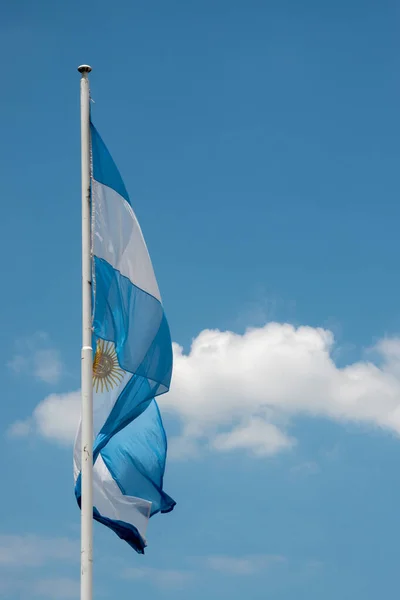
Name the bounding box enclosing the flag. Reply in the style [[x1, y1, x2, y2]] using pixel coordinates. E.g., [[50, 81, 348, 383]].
[[73, 123, 175, 554]]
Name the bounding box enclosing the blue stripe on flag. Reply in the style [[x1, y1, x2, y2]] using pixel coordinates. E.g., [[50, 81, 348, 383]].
[[93, 509, 147, 554], [75, 482, 147, 554], [93, 256, 172, 389], [100, 400, 176, 516], [90, 124, 130, 205]]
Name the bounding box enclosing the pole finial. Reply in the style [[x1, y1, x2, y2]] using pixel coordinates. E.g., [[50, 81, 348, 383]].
[[78, 65, 92, 74]]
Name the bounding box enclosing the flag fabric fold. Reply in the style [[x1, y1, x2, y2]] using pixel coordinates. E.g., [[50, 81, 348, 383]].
[[73, 123, 175, 553]]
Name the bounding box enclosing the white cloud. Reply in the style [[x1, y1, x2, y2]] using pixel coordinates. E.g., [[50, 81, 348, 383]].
[[7, 419, 32, 438], [212, 418, 295, 456], [0, 577, 80, 600], [0, 534, 77, 567], [162, 325, 400, 457], [123, 567, 193, 588], [121, 554, 287, 588], [290, 461, 320, 476], [7, 333, 62, 384], [30, 578, 79, 599], [7, 390, 81, 444], [33, 349, 62, 384], [206, 554, 285, 575], [122, 556, 284, 587], [0, 535, 79, 599], [9, 323, 400, 457], [7, 354, 27, 373], [32, 390, 81, 443]]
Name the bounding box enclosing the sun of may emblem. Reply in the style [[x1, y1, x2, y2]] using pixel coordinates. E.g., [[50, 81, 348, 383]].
[[93, 339, 125, 393]]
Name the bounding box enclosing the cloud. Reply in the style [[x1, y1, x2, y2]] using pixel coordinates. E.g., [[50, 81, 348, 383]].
[[30, 578, 79, 599], [9, 323, 400, 457], [163, 325, 400, 457], [33, 349, 62, 384], [206, 554, 286, 575], [7, 390, 80, 444], [0, 534, 77, 567], [0, 534, 79, 599], [121, 554, 285, 587], [7, 419, 32, 438], [0, 577, 79, 600], [122, 567, 193, 588], [290, 461, 320, 476], [212, 418, 295, 456], [7, 332, 62, 384]]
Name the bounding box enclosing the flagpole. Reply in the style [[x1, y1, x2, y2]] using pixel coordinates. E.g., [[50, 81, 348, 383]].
[[78, 64, 93, 600]]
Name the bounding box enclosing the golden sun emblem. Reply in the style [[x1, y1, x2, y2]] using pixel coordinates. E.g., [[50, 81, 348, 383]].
[[93, 339, 125, 393]]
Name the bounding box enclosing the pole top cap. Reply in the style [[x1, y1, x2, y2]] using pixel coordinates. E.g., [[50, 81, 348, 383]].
[[78, 65, 92, 74]]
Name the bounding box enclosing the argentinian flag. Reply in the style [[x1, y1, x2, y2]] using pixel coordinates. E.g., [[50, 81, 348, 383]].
[[73, 123, 175, 553]]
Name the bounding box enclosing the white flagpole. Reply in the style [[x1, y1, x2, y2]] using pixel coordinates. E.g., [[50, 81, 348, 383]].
[[78, 64, 93, 600]]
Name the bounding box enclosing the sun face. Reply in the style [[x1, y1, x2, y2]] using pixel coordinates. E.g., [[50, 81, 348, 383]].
[[93, 339, 125, 393]]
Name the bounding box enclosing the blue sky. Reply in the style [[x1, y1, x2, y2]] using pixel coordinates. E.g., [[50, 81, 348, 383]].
[[1, 0, 400, 598]]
